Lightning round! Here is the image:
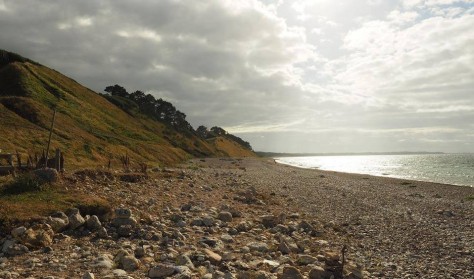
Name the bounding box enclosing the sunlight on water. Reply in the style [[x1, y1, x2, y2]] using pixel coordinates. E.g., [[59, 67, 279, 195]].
[[275, 154, 474, 187]]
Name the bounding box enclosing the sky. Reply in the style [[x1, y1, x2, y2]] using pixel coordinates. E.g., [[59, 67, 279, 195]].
[[0, 0, 473, 153]]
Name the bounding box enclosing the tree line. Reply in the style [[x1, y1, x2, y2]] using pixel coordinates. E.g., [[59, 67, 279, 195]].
[[101, 84, 252, 150]]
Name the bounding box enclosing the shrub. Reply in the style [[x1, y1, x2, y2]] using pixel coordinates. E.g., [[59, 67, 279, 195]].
[[1, 173, 49, 194]]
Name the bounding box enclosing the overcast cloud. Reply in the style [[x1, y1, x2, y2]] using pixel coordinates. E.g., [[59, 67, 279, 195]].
[[0, 0, 473, 153]]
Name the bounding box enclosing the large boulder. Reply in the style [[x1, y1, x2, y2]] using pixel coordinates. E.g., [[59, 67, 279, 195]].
[[20, 224, 54, 248], [68, 208, 85, 230], [86, 215, 102, 231], [46, 211, 69, 232]]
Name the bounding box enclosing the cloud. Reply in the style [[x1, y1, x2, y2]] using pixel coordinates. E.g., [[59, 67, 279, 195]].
[[0, 0, 473, 153]]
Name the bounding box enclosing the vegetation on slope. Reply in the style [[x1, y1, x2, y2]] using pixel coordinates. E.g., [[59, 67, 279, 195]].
[[0, 50, 254, 169]]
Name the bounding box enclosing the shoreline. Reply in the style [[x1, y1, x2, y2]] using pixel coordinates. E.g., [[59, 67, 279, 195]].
[[273, 157, 474, 188]]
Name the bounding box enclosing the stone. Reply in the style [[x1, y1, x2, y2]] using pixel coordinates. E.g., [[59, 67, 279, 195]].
[[117, 225, 133, 237], [278, 240, 291, 255], [204, 248, 222, 263], [115, 208, 132, 219], [247, 242, 269, 253], [308, 266, 332, 279], [261, 215, 279, 228], [46, 211, 69, 232], [68, 208, 85, 230], [111, 269, 128, 276], [177, 254, 195, 269], [279, 266, 304, 279], [21, 223, 54, 248], [149, 264, 176, 278], [86, 215, 102, 231], [180, 204, 192, 211], [190, 218, 204, 226], [46, 217, 69, 232], [262, 259, 280, 269], [202, 216, 215, 227], [218, 211, 233, 222], [220, 234, 234, 243], [112, 217, 138, 228], [82, 272, 95, 279], [297, 255, 317, 265], [134, 247, 146, 258], [121, 255, 140, 271], [324, 251, 340, 266], [114, 249, 140, 271], [97, 227, 108, 238], [5, 243, 29, 256], [11, 226, 27, 238], [174, 265, 193, 279], [199, 237, 218, 247], [93, 254, 114, 269]]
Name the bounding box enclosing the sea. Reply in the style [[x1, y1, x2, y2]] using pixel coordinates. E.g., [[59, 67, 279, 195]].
[[275, 153, 474, 187]]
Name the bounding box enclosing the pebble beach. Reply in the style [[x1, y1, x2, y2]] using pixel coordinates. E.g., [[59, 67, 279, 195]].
[[0, 157, 472, 278]]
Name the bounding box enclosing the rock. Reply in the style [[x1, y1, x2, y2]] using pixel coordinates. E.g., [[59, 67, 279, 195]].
[[261, 215, 279, 228], [46, 217, 68, 233], [111, 269, 128, 276], [177, 254, 195, 269], [5, 243, 29, 256], [46, 211, 69, 232], [1, 239, 16, 253], [247, 242, 269, 253], [93, 254, 114, 269], [278, 240, 291, 254], [86, 215, 102, 231], [115, 208, 132, 219], [112, 208, 138, 228], [11, 226, 27, 238], [32, 168, 59, 183], [115, 249, 140, 271], [190, 218, 204, 226], [297, 255, 317, 265], [174, 265, 193, 279], [199, 237, 218, 247], [308, 266, 332, 279], [68, 208, 86, 230], [97, 227, 108, 238], [220, 234, 234, 243], [82, 272, 95, 279], [134, 247, 146, 258], [236, 221, 251, 232], [324, 251, 340, 266], [202, 216, 215, 227], [180, 204, 192, 211], [279, 266, 304, 279], [149, 264, 176, 278], [21, 223, 54, 248], [218, 211, 233, 222], [204, 248, 222, 263], [121, 255, 140, 271], [117, 225, 133, 237], [262, 259, 280, 269]]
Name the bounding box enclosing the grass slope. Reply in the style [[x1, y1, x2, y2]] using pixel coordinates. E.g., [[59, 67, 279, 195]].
[[0, 50, 255, 168]]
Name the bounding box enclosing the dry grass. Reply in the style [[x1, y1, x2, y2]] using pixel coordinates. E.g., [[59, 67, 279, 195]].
[[1, 55, 255, 170], [0, 176, 111, 229]]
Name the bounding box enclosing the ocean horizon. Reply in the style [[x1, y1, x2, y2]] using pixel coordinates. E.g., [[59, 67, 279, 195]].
[[275, 153, 474, 187]]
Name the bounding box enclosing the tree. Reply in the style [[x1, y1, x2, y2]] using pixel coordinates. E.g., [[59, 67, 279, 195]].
[[104, 85, 129, 98], [196, 125, 209, 138]]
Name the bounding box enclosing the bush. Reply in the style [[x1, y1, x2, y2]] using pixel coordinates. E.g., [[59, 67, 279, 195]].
[[1, 173, 49, 194]]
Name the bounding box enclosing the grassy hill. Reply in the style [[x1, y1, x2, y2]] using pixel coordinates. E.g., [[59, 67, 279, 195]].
[[0, 50, 255, 168]]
